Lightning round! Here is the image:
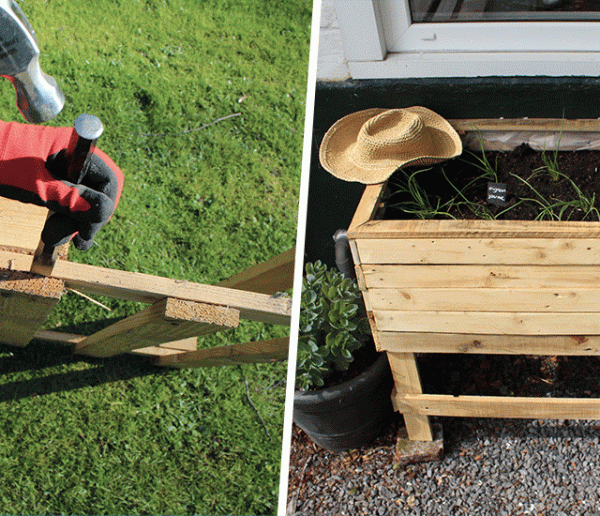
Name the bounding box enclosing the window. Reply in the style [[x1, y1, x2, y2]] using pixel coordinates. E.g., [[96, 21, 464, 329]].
[[335, 0, 600, 78]]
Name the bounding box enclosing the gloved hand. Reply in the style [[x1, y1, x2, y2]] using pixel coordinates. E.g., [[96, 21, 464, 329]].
[[0, 120, 124, 251]]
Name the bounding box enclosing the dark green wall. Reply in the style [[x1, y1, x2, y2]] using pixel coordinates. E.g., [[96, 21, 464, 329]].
[[305, 77, 600, 267]]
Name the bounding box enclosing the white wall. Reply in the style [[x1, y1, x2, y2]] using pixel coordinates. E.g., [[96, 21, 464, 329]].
[[317, 0, 351, 81]]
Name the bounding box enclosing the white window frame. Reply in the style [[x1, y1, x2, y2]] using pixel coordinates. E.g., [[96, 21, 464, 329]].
[[335, 0, 600, 78]]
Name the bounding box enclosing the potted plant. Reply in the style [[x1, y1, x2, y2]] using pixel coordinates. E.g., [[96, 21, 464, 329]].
[[293, 260, 393, 452]]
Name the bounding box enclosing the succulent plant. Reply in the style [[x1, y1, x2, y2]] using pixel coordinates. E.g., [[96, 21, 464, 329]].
[[296, 261, 371, 390]]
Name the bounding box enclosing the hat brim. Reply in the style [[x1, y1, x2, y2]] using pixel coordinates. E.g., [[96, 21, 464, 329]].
[[319, 106, 463, 184]]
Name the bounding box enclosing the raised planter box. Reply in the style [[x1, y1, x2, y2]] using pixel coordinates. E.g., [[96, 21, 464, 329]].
[[347, 118, 600, 442]]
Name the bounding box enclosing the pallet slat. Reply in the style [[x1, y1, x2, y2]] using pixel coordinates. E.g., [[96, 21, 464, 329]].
[[374, 310, 600, 335], [0, 271, 64, 347], [153, 337, 289, 368], [355, 238, 600, 265], [394, 393, 600, 420], [360, 264, 600, 289], [368, 287, 600, 312], [74, 298, 240, 358], [0, 250, 292, 326], [378, 332, 600, 355]]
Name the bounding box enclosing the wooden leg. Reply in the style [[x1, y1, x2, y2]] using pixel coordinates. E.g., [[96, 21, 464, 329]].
[[387, 351, 434, 441]]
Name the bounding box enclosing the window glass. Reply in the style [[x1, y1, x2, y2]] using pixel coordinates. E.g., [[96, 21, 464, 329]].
[[410, 0, 600, 23]]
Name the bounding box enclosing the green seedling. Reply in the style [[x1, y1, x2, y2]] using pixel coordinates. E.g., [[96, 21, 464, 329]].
[[532, 122, 565, 181], [388, 167, 457, 219]]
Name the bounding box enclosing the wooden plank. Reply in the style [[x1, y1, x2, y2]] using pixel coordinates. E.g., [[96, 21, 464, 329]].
[[74, 298, 240, 358], [374, 310, 600, 335], [131, 337, 198, 357], [0, 270, 63, 347], [387, 352, 434, 441], [0, 250, 292, 326], [348, 218, 600, 240], [0, 197, 49, 253], [368, 287, 600, 312], [216, 247, 295, 295], [449, 118, 600, 135], [355, 238, 600, 265], [153, 337, 289, 368], [394, 393, 600, 420], [348, 184, 387, 232], [361, 264, 600, 289], [379, 332, 600, 355]]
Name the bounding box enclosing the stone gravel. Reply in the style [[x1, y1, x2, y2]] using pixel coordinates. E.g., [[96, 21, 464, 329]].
[[287, 415, 600, 515]]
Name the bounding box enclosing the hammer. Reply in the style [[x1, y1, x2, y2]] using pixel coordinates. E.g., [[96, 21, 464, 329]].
[[30, 114, 104, 276]]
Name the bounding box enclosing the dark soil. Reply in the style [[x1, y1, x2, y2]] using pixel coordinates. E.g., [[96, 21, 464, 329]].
[[384, 146, 600, 221]]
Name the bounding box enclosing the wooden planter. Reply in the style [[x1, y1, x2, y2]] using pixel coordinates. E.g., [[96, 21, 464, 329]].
[[347, 118, 600, 442]]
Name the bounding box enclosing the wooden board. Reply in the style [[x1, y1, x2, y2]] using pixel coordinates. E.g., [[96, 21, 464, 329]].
[[379, 332, 600, 355], [216, 247, 295, 295], [359, 264, 600, 289], [367, 287, 600, 313], [0, 197, 48, 253], [153, 337, 289, 368], [354, 238, 600, 265], [74, 298, 240, 358], [0, 270, 64, 346], [348, 219, 600, 240], [393, 392, 600, 420], [0, 250, 292, 326], [374, 310, 600, 335]]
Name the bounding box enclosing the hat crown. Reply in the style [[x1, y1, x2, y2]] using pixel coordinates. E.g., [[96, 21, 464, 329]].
[[352, 110, 434, 167]]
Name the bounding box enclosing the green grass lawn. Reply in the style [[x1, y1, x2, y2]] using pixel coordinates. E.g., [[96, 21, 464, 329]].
[[0, 0, 311, 514]]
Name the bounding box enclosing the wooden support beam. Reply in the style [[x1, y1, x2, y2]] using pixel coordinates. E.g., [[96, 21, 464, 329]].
[[152, 336, 289, 368], [0, 270, 64, 347], [387, 352, 434, 442], [74, 298, 240, 358], [0, 250, 292, 326], [394, 393, 600, 420], [216, 248, 295, 295]]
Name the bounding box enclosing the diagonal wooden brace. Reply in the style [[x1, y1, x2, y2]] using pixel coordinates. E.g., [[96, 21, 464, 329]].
[[0, 270, 64, 347], [73, 297, 240, 358], [152, 336, 289, 368]]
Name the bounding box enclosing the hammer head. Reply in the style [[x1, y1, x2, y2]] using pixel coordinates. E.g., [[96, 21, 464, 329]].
[[0, 0, 64, 123]]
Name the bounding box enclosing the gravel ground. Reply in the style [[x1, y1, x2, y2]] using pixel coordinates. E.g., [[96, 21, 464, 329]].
[[287, 355, 600, 516]]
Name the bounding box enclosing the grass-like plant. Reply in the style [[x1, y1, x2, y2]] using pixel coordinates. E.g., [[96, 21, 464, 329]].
[[387, 167, 457, 219], [533, 122, 564, 181], [296, 261, 372, 390], [512, 171, 600, 221]]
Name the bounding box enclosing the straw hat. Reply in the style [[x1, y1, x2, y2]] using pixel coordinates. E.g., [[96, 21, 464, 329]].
[[319, 107, 463, 184]]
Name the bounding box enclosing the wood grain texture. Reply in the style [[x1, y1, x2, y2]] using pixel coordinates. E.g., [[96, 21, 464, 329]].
[[355, 238, 600, 265], [394, 393, 600, 419], [0, 270, 64, 346], [374, 310, 600, 335], [368, 287, 600, 312], [153, 337, 289, 368], [360, 264, 600, 289], [0, 197, 48, 253], [449, 118, 600, 134], [387, 352, 433, 441], [216, 248, 295, 295], [0, 250, 292, 326], [74, 298, 240, 357], [348, 218, 600, 240], [378, 332, 600, 355]]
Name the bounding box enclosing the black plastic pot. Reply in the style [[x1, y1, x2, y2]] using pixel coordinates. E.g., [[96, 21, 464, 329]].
[[293, 352, 394, 452]]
